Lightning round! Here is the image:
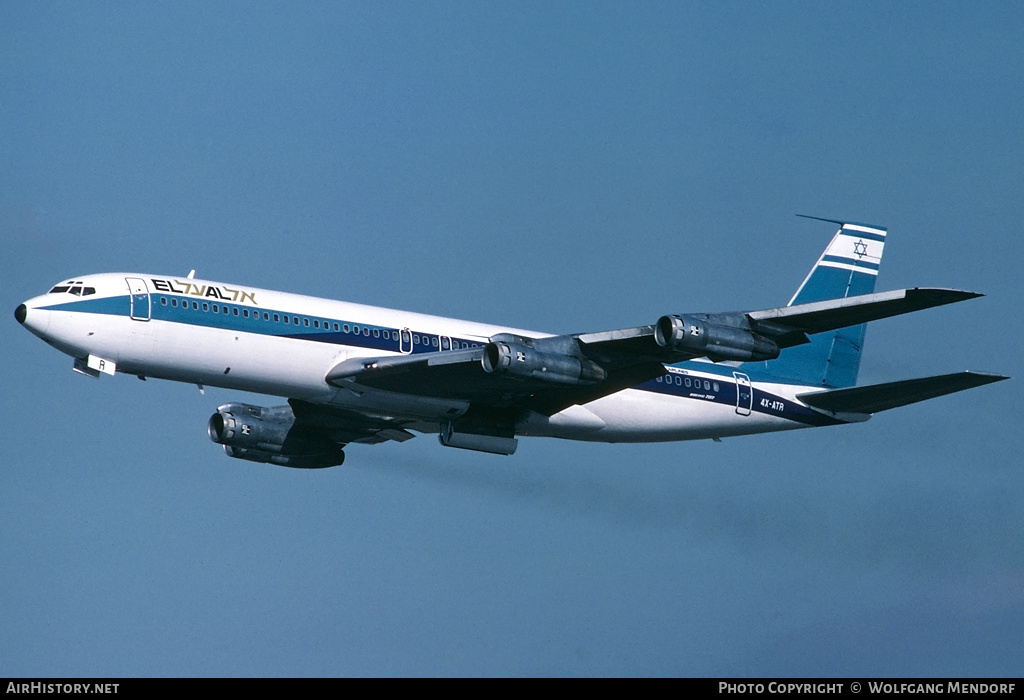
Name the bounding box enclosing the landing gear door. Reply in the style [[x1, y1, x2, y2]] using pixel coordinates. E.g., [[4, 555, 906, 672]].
[[734, 372, 752, 416], [126, 277, 150, 321]]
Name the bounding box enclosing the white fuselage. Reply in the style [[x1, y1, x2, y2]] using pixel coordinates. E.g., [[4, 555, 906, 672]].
[[18, 273, 842, 445]]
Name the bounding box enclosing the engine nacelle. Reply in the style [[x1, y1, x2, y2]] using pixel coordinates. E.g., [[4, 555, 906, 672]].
[[208, 403, 345, 469], [482, 341, 606, 385], [221, 445, 345, 469], [439, 422, 518, 455], [655, 315, 780, 362]]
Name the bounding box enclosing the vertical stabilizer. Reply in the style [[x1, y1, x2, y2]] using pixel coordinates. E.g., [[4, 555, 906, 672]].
[[755, 217, 887, 388]]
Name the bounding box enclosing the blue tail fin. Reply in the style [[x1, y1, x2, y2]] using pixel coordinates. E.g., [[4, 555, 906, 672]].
[[756, 217, 888, 388]]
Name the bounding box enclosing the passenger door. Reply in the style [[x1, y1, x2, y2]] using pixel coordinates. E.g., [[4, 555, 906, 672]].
[[733, 372, 752, 416], [126, 277, 150, 321]]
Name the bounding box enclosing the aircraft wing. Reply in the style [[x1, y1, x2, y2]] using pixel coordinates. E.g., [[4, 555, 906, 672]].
[[578, 287, 981, 359], [745, 287, 981, 340], [324, 286, 982, 419]]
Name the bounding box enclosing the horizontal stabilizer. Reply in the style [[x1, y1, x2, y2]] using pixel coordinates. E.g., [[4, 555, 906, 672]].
[[797, 371, 1008, 415]]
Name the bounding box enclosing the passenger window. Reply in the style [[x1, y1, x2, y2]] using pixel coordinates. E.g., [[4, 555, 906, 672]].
[[161, 297, 167, 306], [713, 382, 720, 392], [685, 378, 691, 387], [314, 320, 320, 329], [343, 324, 350, 333], [704, 381, 710, 390], [233, 308, 239, 316], [274, 314, 280, 322], [303, 318, 309, 327], [212, 304, 218, 313], [373, 329, 380, 338], [192, 301, 199, 310], [202, 303, 209, 312], [264, 313, 270, 321], [363, 328, 369, 336], [283, 316, 289, 324], [333, 323, 339, 331], [172, 299, 178, 307]]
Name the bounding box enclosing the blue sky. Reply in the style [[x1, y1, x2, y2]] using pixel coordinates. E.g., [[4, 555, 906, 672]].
[[3, 2, 1022, 676]]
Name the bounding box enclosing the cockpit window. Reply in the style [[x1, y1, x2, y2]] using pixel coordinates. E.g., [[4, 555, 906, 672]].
[[48, 283, 97, 295]]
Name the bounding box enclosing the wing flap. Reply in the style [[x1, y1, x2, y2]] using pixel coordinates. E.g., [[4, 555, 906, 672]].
[[324, 347, 667, 417], [325, 348, 544, 405], [797, 371, 1007, 415], [326, 346, 484, 384]]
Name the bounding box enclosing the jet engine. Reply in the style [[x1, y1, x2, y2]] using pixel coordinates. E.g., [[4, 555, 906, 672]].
[[208, 403, 345, 469], [655, 315, 780, 362], [482, 340, 606, 385]]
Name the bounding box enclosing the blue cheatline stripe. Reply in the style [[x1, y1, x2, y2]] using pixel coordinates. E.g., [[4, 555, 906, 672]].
[[636, 372, 840, 427], [41, 296, 128, 316], [821, 255, 880, 270], [840, 229, 886, 243], [41, 294, 485, 356]]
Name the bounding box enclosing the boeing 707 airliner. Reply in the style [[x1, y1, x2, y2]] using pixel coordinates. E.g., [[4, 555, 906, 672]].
[[15, 218, 1007, 467]]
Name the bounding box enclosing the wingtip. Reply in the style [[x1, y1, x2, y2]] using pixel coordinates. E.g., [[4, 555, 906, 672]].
[[796, 213, 845, 225], [963, 371, 1010, 382], [907, 287, 984, 301], [796, 214, 888, 232]]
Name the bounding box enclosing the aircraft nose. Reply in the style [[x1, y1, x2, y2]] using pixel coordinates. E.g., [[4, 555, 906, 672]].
[[15, 303, 27, 324]]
